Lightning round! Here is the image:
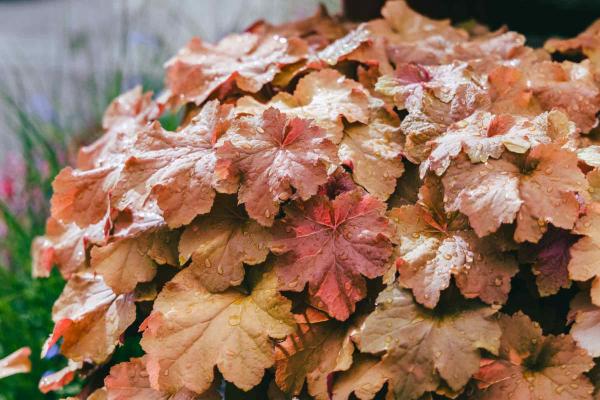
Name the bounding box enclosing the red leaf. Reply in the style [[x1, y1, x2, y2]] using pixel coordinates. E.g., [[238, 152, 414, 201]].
[[216, 107, 338, 226], [270, 188, 393, 320]]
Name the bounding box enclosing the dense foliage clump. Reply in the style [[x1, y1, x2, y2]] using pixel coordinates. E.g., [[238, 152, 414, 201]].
[[13, 1, 600, 398]]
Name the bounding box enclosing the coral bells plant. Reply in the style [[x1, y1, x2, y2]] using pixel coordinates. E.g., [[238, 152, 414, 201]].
[[31, 1, 600, 399]]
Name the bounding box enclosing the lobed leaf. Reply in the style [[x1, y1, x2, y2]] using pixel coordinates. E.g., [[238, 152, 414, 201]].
[[140, 266, 295, 394], [569, 203, 600, 305], [42, 273, 136, 363], [270, 188, 393, 320], [472, 312, 595, 400], [104, 356, 220, 400], [165, 34, 306, 105], [216, 107, 338, 226], [236, 69, 372, 143], [354, 283, 501, 399], [274, 315, 355, 399], [443, 144, 587, 242], [0, 347, 31, 380], [178, 195, 271, 292]]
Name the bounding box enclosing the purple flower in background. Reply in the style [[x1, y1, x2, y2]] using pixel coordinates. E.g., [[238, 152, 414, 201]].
[[26, 94, 57, 124], [128, 31, 161, 50], [43, 343, 60, 360]]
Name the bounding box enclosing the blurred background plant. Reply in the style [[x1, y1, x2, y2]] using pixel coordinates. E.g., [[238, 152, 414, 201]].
[[0, 13, 168, 400]]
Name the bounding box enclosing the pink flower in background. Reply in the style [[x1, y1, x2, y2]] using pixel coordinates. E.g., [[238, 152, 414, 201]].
[[0, 176, 14, 203], [0, 154, 25, 209]]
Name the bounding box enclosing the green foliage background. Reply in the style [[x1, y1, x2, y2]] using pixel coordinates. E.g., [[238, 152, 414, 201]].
[[0, 89, 78, 399]]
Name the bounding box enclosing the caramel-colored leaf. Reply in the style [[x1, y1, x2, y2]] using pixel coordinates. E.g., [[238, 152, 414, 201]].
[[443, 145, 587, 242], [178, 195, 271, 292], [339, 110, 404, 200], [0, 347, 31, 379], [443, 156, 522, 238], [377, 62, 489, 163], [369, 0, 466, 45], [473, 312, 594, 400], [569, 293, 600, 358], [105, 356, 220, 400], [140, 266, 295, 394], [422, 110, 576, 177], [236, 69, 371, 143], [390, 203, 517, 308], [114, 101, 236, 228], [42, 273, 136, 363], [330, 354, 388, 400], [569, 203, 600, 306], [356, 283, 501, 399], [51, 166, 120, 227], [92, 230, 177, 294], [274, 318, 354, 399], [376, 62, 488, 113], [312, 24, 373, 68], [529, 60, 600, 133], [517, 144, 585, 243], [165, 34, 305, 105], [32, 215, 111, 278], [78, 86, 161, 170]]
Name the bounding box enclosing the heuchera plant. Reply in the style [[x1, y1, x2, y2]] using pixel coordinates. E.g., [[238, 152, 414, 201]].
[[22, 1, 600, 399]]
